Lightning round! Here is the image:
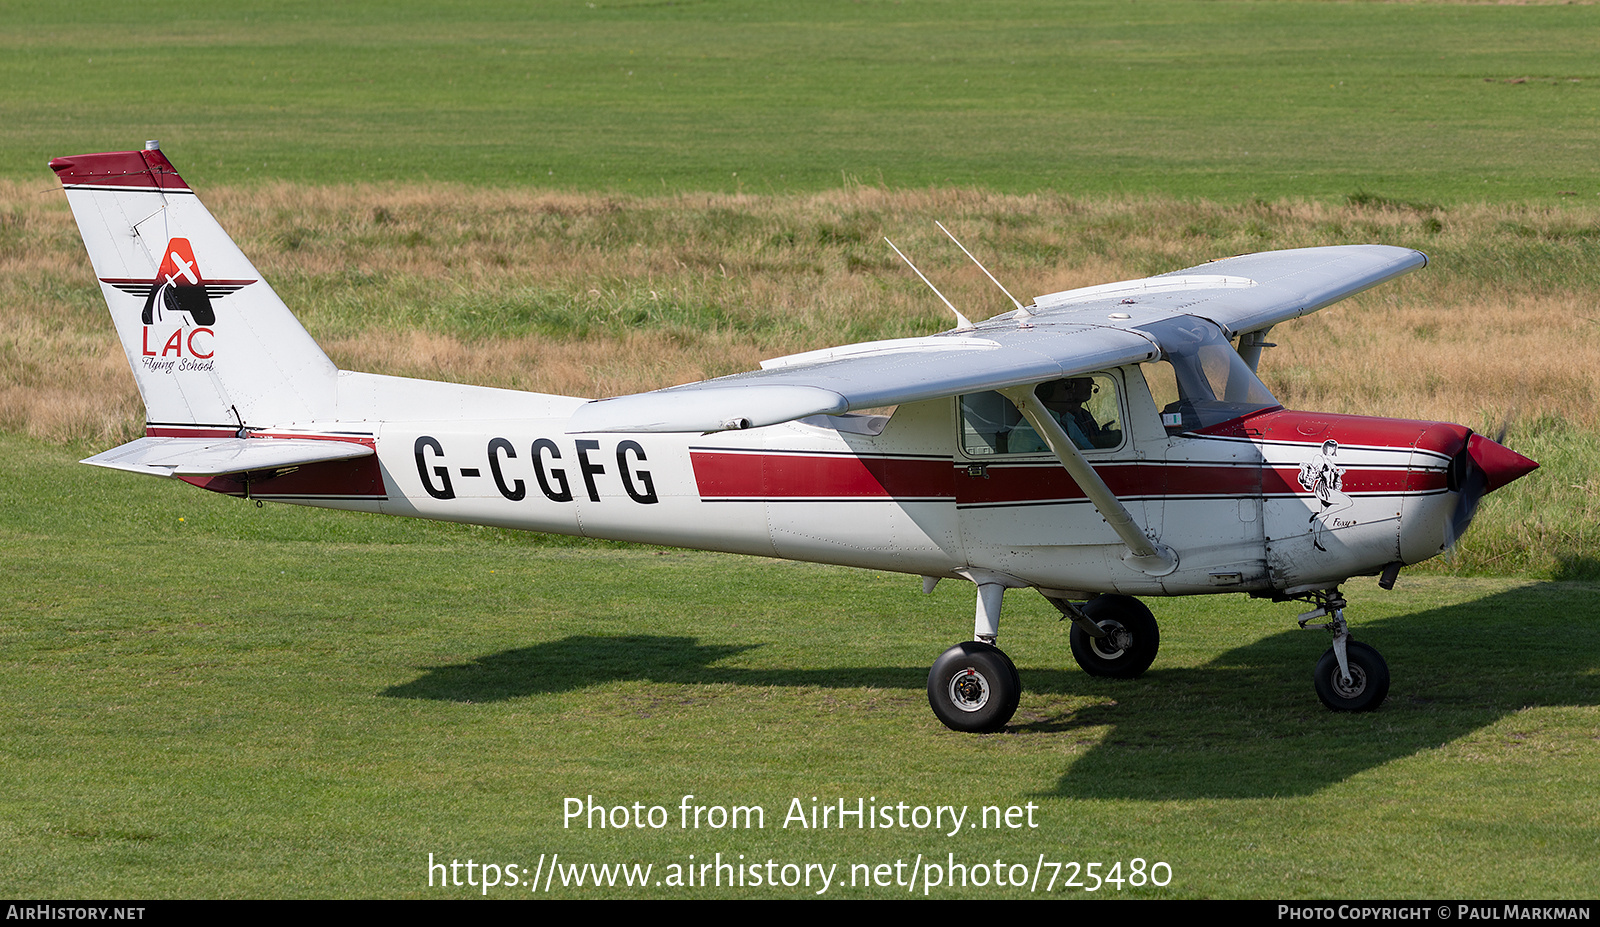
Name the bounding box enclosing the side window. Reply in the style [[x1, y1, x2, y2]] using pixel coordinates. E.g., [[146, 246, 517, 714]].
[[959, 374, 1123, 456], [1141, 360, 1183, 431]]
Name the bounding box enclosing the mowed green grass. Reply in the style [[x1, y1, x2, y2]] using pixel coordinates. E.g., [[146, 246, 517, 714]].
[[2, 0, 1598, 200], [4, 0, 1599, 901], [2, 436, 1597, 898]]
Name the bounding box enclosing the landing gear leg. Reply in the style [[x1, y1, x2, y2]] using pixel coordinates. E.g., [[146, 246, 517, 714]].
[[927, 582, 1020, 733], [1295, 587, 1390, 712]]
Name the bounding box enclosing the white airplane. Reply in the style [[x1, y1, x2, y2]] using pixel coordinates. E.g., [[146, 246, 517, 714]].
[[53, 142, 1538, 732]]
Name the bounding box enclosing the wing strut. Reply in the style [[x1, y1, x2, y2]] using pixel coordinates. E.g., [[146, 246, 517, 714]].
[[999, 386, 1177, 576]]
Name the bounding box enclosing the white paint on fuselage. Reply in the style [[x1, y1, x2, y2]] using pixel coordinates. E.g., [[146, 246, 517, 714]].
[[263, 365, 1453, 599]]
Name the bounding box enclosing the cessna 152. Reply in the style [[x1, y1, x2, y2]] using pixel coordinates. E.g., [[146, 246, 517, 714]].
[[53, 143, 1538, 732]]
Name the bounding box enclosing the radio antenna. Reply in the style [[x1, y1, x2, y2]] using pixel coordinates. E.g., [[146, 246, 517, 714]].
[[884, 237, 973, 329], [936, 221, 1030, 316]]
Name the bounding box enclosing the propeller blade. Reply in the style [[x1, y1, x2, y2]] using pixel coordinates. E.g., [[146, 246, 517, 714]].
[[1444, 455, 1488, 552]]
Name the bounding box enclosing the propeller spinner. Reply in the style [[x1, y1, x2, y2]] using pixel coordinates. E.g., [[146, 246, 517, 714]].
[[1444, 432, 1539, 550]]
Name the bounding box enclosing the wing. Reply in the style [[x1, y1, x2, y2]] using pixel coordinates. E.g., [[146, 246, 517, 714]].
[[1032, 244, 1426, 337], [567, 326, 1161, 433], [566, 244, 1424, 434], [83, 436, 374, 478]]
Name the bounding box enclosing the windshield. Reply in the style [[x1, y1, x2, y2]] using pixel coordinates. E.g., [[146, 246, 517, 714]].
[[1136, 316, 1280, 434]]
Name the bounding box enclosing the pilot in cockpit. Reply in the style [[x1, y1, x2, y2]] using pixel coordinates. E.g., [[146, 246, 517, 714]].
[[1009, 377, 1111, 451], [1044, 377, 1105, 447]]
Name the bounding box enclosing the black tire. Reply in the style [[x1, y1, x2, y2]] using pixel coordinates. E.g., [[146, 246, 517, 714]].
[[1313, 640, 1390, 712], [927, 642, 1021, 733], [1069, 594, 1159, 679]]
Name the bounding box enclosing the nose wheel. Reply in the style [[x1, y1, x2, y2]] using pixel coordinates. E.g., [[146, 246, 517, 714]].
[[927, 641, 1020, 733], [1313, 640, 1389, 711], [1295, 587, 1391, 712]]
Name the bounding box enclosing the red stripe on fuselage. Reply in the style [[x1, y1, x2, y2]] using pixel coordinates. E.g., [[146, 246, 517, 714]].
[[689, 451, 1441, 504], [147, 425, 239, 438], [691, 451, 955, 500], [146, 425, 374, 444], [180, 452, 384, 499], [957, 462, 1425, 506]]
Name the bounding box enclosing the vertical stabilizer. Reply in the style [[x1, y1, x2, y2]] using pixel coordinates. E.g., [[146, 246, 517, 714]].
[[51, 143, 337, 432]]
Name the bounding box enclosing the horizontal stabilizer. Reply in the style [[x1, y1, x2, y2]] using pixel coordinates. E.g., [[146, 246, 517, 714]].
[[82, 436, 373, 478]]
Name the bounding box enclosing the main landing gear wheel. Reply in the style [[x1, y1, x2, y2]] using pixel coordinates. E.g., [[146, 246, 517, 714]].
[[1313, 640, 1390, 712], [928, 642, 1020, 733], [1069, 594, 1160, 679]]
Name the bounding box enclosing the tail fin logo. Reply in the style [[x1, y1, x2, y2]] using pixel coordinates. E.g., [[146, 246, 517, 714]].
[[98, 238, 257, 372], [150, 238, 212, 324], [99, 237, 256, 326]]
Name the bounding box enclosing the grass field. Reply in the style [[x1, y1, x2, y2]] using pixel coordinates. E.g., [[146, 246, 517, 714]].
[[2, 0, 1599, 200], [3, 0, 1598, 902], [3, 436, 1597, 898]]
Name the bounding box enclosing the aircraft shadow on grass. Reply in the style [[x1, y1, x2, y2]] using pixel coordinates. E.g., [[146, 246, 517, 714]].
[[1036, 580, 1599, 800], [380, 635, 928, 702], [383, 582, 1596, 799]]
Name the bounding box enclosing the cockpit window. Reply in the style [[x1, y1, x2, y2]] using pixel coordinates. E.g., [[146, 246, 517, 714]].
[[959, 373, 1124, 456], [1137, 316, 1280, 434]]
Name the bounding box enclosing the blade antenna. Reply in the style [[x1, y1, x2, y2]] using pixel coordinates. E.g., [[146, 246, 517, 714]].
[[884, 237, 974, 329], [937, 221, 1032, 317]]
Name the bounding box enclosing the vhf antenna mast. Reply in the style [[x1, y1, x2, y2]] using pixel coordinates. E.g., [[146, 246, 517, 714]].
[[936, 221, 1032, 318], [884, 236, 974, 329]]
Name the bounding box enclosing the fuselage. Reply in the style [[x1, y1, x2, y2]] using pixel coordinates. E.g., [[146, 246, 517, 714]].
[[170, 364, 1480, 598]]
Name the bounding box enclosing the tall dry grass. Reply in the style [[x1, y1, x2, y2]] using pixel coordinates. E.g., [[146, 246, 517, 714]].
[[5, 179, 1595, 577], [4, 180, 1599, 443]]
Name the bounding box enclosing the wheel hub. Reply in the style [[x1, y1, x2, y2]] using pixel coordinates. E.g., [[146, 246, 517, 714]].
[[946, 668, 991, 712], [1329, 662, 1368, 699], [1088, 620, 1131, 660]]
